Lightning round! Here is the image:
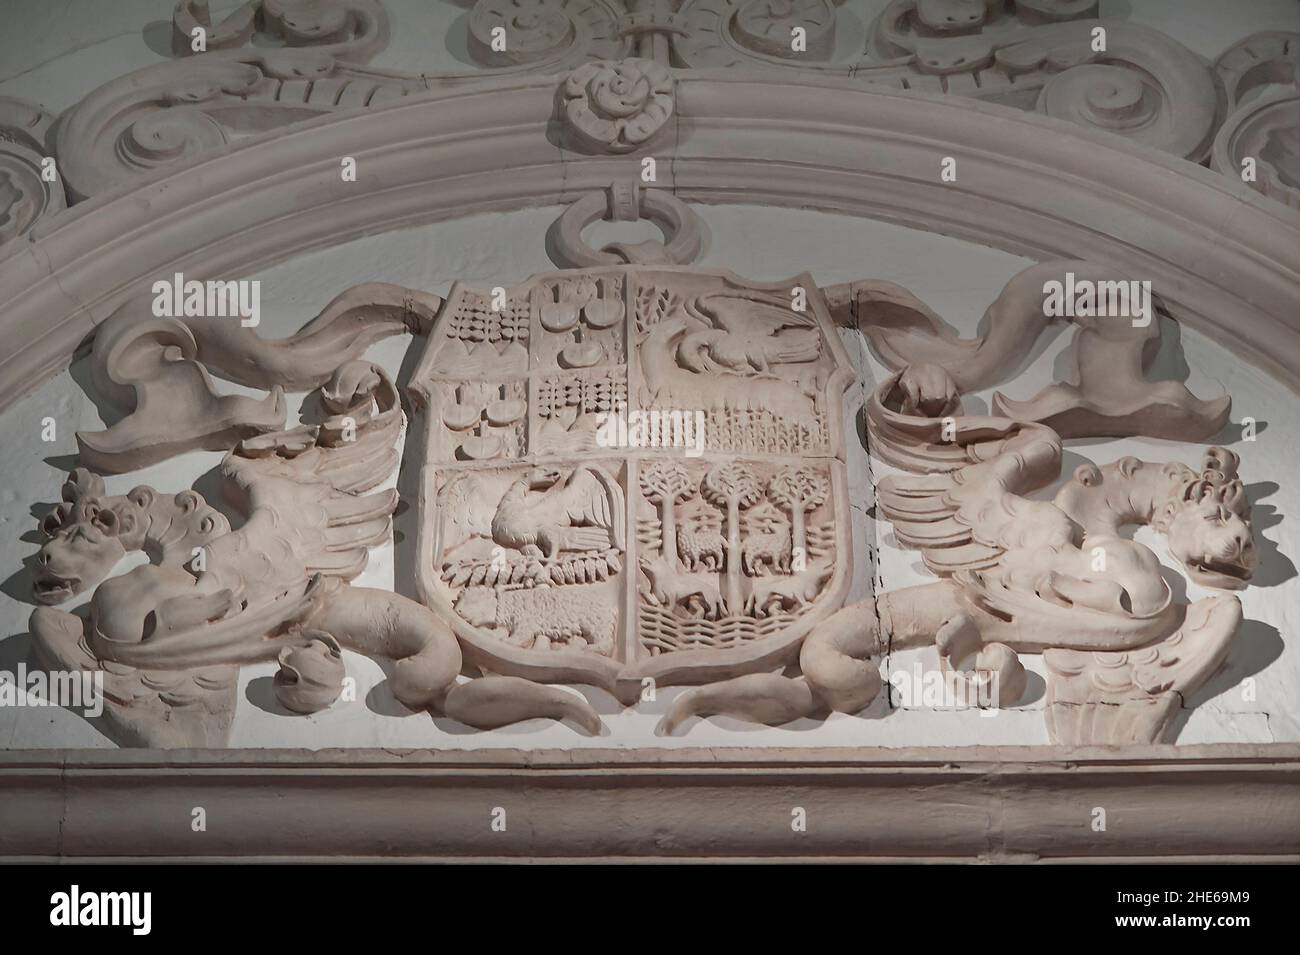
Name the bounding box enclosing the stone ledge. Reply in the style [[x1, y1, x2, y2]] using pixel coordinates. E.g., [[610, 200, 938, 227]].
[[3, 744, 1297, 861]]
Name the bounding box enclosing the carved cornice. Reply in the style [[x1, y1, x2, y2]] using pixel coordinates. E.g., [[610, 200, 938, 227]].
[[2, 745, 1298, 860], [1, 73, 1296, 413]]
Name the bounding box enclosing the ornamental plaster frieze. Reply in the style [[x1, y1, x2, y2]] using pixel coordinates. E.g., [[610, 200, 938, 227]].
[[1, 0, 1276, 217], [0, 0, 1291, 266]]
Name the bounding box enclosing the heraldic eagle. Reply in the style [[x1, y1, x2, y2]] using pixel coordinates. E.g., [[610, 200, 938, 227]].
[[677, 291, 821, 376], [488, 466, 626, 559]]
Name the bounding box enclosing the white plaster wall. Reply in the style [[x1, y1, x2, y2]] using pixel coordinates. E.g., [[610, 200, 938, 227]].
[[0, 0, 1296, 749]]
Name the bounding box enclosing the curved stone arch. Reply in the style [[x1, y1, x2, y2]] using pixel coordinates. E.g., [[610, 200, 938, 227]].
[[0, 71, 1297, 412]]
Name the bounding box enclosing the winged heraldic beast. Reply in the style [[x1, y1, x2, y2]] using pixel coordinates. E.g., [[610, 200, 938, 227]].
[[26, 259, 1258, 747]]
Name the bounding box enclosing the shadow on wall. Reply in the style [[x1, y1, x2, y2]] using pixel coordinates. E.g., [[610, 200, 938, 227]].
[[1168, 617, 1284, 743], [1243, 481, 1295, 588]]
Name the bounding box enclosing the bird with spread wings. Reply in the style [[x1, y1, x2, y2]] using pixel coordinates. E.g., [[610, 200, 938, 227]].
[[677, 291, 822, 376]]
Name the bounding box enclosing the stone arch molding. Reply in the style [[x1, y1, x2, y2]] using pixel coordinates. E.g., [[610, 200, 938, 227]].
[[1, 0, 1298, 753], [0, 2, 1297, 402]]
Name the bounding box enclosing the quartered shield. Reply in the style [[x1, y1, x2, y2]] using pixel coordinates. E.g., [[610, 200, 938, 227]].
[[409, 266, 856, 703]]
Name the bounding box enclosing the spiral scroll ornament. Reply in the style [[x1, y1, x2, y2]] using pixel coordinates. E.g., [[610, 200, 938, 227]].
[[674, 0, 840, 68], [995, 22, 1221, 161], [0, 98, 66, 247], [468, 0, 629, 70]]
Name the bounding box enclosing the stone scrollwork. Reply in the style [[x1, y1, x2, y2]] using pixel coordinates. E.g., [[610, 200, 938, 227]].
[[672, 0, 840, 67], [0, 98, 65, 248], [24, 0, 1256, 207], [54, 50, 431, 202], [1213, 91, 1300, 210], [171, 0, 390, 61], [732, 0, 838, 59], [468, 0, 631, 70], [77, 283, 441, 471], [870, 0, 1100, 60], [1212, 33, 1300, 209], [838, 259, 1232, 441], [672, 0, 1223, 161], [1214, 31, 1299, 110], [53, 0, 414, 201], [868, 1, 1221, 161], [1009, 23, 1220, 162]]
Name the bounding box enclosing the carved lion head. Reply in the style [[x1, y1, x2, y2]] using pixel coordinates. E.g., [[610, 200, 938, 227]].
[[32, 469, 146, 605], [1159, 448, 1258, 590]]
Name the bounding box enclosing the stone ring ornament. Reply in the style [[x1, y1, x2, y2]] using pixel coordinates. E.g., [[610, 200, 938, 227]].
[[561, 57, 674, 153], [550, 182, 704, 267]]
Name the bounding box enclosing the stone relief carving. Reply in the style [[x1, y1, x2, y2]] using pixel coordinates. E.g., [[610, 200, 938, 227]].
[[0, 98, 65, 249], [493, 0, 1221, 160], [77, 283, 440, 471], [561, 58, 674, 153], [7, 0, 1269, 216], [666, 384, 1257, 740], [467, 0, 632, 70], [840, 259, 1233, 441], [550, 183, 704, 267], [1212, 32, 1300, 210], [408, 264, 855, 702], [33, 361, 605, 745], [52, 0, 420, 202], [172, 0, 389, 60], [20, 227, 1268, 748], [0, 0, 1286, 754]]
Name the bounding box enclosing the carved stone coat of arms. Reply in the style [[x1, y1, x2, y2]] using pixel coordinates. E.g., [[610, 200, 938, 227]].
[[408, 266, 856, 704]]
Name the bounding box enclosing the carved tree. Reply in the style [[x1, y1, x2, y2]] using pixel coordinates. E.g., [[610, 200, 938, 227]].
[[768, 467, 829, 563], [702, 463, 764, 611], [640, 460, 695, 567]]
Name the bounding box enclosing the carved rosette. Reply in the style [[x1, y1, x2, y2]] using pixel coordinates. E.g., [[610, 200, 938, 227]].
[[562, 58, 674, 153]]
